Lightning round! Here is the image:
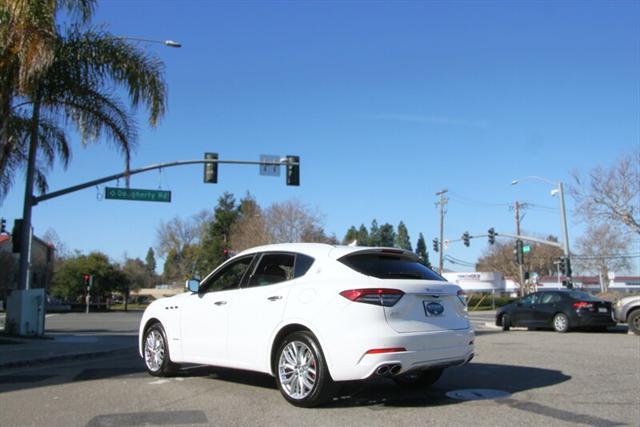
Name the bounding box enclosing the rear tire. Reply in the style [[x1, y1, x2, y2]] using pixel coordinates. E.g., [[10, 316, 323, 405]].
[[275, 331, 335, 407], [627, 310, 640, 335], [502, 314, 511, 331], [143, 322, 179, 376], [393, 368, 444, 389], [553, 313, 570, 333]]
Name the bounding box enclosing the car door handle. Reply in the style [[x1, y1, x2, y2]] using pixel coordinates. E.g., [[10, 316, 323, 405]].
[[267, 296, 282, 302], [214, 301, 227, 306]]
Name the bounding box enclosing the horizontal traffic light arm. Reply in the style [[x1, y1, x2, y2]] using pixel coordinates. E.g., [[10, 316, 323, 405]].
[[490, 232, 564, 249], [443, 232, 563, 249], [32, 157, 299, 205]]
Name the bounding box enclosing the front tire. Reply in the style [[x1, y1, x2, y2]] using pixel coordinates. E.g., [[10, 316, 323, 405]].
[[627, 310, 640, 335], [502, 314, 511, 331], [143, 322, 178, 376], [553, 313, 570, 333], [393, 368, 444, 389], [275, 331, 335, 407]]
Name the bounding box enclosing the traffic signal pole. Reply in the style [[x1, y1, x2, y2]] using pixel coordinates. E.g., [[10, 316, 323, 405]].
[[435, 189, 448, 274], [10, 155, 298, 336], [515, 201, 526, 296]]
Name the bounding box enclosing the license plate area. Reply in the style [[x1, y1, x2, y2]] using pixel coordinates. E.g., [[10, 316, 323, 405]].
[[598, 307, 608, 313], [423, 300, 445, 317]]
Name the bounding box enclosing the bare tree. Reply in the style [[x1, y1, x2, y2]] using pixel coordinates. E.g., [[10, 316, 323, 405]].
[[230, 197, 269, 251], [570, 149, 640, 234], [155, 210, 211, 257], [574, 223, 634, 290], [264, 199, 328, 244], [42, 228, 69, 259]]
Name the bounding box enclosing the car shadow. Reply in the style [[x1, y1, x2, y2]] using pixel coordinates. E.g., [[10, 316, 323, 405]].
[[179, 361, 570, 409]]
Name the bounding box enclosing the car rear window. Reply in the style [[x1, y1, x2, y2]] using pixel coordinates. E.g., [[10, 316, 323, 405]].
[[568, 291, 601, 301], [339, 253, 445, 281]]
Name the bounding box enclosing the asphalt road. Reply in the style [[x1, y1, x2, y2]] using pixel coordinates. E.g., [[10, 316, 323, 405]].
[[0, 315, 638, 426]]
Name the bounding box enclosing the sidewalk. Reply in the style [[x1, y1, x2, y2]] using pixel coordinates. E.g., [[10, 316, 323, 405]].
[[0, 311, 142, 369]]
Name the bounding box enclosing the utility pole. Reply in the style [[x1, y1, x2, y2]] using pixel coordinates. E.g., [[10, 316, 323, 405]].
[[435, 189, 448, 274], [514, 201, 526, 296]]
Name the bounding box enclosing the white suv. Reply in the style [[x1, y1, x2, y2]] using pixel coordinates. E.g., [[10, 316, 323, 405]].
[[139, 243, 474, 407]]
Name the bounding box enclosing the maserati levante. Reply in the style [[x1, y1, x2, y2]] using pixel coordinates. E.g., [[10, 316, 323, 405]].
[[139, 243, 474, 407]]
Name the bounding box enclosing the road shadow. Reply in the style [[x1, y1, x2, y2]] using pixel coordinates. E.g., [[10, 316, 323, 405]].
[[0, 357, 570, 410], [324, 362, 570, 408], [176, 361, 570, 409]]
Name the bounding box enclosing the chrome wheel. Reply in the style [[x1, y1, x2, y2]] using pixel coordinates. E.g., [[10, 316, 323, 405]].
[[278, 341, 317, 400], [144, 329, 165, 372], [553, 314, 568, 332]]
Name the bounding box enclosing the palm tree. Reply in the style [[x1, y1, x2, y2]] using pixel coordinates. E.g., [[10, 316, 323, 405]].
[[0, 0, 167, 199], [0, 0, 95, 192]]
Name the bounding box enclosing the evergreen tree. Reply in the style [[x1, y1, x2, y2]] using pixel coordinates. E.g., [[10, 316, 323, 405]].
[[369, 219, 380, 246], [343, 226, 358, 245], [395, 221, 412, 250], [356, 224, 369, 246], [415, 233, 432, 268], [145, 247, 156, 273], [198, 192, 239, 275], [378, 223, 396, 247]]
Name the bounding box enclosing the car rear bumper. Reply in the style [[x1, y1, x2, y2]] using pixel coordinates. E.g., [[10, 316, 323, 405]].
[[574, 313, 616, 327], [326, 328, 475, 381]]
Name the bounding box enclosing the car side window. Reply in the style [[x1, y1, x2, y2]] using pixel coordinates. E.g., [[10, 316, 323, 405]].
[[541, 293, 560, 304], [200, 256, 254, 293], [521, 294, 535, 305], [247, 253, 295, 287], [294, 254, 315, 278]]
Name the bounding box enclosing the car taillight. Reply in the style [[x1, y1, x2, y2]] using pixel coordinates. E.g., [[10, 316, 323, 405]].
[[339, 288, 404, 307], [573, 302, 593, 309]]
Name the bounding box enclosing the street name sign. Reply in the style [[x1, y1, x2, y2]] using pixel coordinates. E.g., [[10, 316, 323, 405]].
[[105, 187, 171, 203], [259, 154, 281, 176]]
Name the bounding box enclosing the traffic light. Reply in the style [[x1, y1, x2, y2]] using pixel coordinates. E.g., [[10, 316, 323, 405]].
[[223, 247, 229, 260], [488, 228, 496, 245], [558, 256, 572, 277], [83, 274, 92, 288], [514, 240, 524, 265], [12, 219, 22, 253], [204, 152, 218, 183], [0, 218, 6, 234], [286, 155, 300, 186], [564, 257, 572, 277], [433, 238, 439, 252], [462, 231, 470, 247]]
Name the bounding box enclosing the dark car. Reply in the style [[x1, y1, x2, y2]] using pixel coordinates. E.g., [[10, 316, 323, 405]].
[[495, 290, 616, 333]]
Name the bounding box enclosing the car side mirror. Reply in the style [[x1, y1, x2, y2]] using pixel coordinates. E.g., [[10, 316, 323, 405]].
[[185, 279, 200, 293]]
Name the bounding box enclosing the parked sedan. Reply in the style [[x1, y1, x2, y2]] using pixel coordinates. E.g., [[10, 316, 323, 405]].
[[139, 243, 474, 407], [496, 290, 615, 333]]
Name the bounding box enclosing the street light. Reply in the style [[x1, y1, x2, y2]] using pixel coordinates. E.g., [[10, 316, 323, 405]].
[[117, 36, 182, 48], [511, 176, 571, 280]]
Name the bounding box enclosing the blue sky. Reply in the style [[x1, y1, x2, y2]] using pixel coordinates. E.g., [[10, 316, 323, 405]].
[[1, 0, 638, 273]]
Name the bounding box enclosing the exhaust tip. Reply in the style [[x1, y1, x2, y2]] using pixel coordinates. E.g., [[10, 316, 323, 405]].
[[389, 364, 402, 375], [376, 365, 390, 376]]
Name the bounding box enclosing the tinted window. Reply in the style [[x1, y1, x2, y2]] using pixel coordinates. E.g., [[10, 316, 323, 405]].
[[294, 254, 315, 278], [520, 294, 536, 305], [567, 291, 601, 302], [339, 253, 445, 281], [201, 256, 253, 293], [248, 253, 295, 287], [540, 293, 562, 304]]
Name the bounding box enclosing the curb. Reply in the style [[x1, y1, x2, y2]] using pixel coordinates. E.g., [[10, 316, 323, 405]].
[[0, 346, 136, 370]]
